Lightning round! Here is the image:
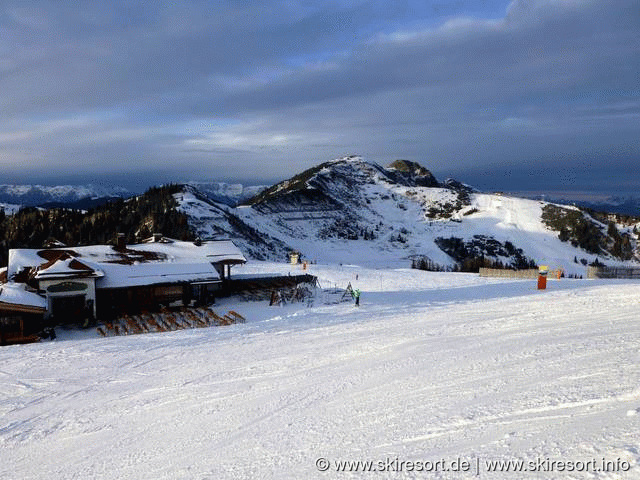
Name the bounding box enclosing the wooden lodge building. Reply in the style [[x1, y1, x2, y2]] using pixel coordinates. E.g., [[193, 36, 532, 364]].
[[0, 236, 246, 343]]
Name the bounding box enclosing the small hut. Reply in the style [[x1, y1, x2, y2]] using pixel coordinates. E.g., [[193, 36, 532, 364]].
[[289, 251, 301, 265]]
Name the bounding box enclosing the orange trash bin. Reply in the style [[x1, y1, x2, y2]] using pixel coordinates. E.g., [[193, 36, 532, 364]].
[[537, 266, 548, 290], [537, 274, 547, 290]]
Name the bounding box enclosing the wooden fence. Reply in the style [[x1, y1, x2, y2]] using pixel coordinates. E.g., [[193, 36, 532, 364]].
[[219, 274, 318, 300], [587, 266, 640, 279], [479, 268, 563, 279]]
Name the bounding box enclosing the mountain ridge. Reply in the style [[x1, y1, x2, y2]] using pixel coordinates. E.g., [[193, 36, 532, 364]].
[[177, 156, 640, 273], [1, 156, 639, 274]]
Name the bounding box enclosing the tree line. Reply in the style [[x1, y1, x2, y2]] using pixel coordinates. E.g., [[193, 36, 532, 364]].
[[0, 185, 193, 267]]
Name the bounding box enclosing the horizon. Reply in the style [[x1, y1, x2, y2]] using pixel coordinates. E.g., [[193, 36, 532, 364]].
[[1, 157, 640, 202], [1, 168, 639, 205]]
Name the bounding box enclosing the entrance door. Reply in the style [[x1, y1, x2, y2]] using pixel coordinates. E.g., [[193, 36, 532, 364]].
[[51, 295, 86, 323]]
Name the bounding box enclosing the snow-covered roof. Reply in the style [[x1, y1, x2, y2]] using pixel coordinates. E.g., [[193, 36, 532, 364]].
[[34, 258, 104, 280], [97, 262, 220, 289], [8, 239, 245, 287], [0, 283, 46, 311], [128, 239, 246, 264]]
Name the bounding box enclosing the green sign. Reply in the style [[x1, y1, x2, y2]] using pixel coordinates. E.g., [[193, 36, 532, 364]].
[[47, 282, 88, 293]]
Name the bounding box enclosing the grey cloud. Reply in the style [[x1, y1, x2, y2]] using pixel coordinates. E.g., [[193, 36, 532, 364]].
[[207, 0, 639, 115], [0, 0, 638, 192], [0, 1, 390, 115]]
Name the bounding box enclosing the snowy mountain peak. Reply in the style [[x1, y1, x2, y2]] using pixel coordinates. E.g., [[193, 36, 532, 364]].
[[388, 159, 437, 180], [242, 156, 441, 210]]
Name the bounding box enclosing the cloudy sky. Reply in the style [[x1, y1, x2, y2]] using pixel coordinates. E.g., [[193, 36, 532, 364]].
[[1, 0, 638, 192]]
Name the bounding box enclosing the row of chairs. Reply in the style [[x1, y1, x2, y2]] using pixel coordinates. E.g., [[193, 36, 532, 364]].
[[97, 308, 246, 337]]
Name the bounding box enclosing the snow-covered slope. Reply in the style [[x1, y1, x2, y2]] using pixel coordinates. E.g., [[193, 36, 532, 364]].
[[176, 156, 640, 275], [175, 186, 291, 260], [1, 264, 639, 479]]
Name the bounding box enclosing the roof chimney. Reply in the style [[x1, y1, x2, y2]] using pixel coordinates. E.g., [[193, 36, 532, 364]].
[[153, 233, 162, 243]]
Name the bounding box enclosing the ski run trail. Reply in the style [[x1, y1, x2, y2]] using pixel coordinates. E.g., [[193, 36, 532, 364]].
[[1, 262, 639, 479]]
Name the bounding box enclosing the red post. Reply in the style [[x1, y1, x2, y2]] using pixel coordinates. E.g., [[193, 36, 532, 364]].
[[537, 274, 547, 290]]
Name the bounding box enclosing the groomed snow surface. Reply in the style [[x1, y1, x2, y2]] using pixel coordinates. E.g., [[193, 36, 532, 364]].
[[1, 262, 640, 479]]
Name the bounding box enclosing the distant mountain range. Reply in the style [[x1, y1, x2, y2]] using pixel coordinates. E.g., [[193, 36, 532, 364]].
[[0, 184, 131, 208], [0, 182, 269, 211], [549, 196, 640, 218], [183, 182, 267, 206], [511, 191, 640, 217]]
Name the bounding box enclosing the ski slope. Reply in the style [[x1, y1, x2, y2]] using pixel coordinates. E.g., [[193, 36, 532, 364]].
[[1, 263, 639, 479]]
